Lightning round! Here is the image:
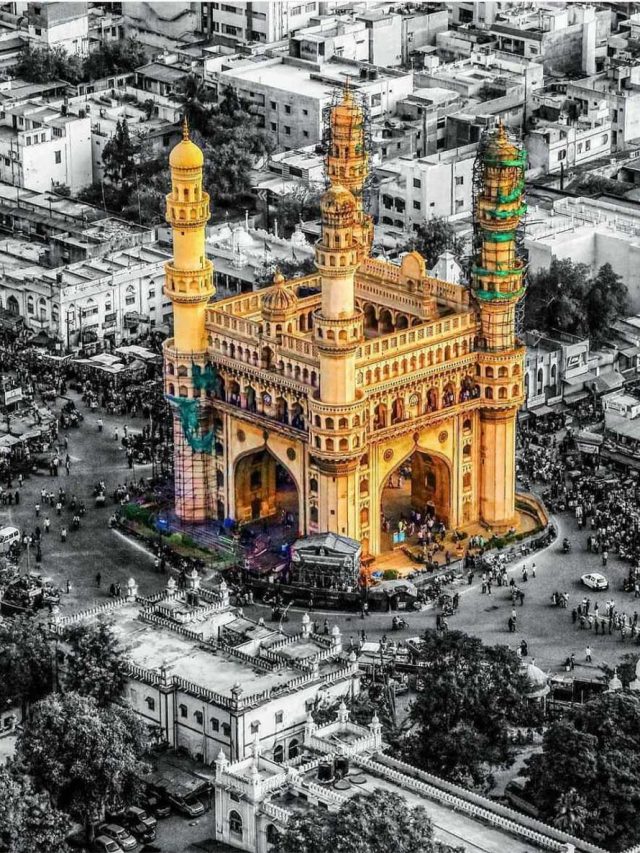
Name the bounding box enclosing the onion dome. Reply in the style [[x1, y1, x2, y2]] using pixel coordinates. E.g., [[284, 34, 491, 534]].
[[321, 184, 356, 223], [608, 668, 623, 693], [524, 662, 550, 699], [262, 268, 298, 321], [169, 118, 204, 170]]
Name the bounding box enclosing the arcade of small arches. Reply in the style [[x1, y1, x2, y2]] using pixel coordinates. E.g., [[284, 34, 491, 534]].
[[359, 301, 422, 335]]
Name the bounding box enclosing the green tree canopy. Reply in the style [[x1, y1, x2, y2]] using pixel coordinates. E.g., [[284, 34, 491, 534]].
[[0, 766, 70, 853], [404, 630, 534, 787], [102, 118, 139, 186], [278, 789, 464, 853], [17, 692, 149, 840], [525, 258, 629, 345], [177, 73, 214, 135], [402, 217, 465, 269], [15, 43, 83, 84], [0, 616, 53, 717], [63, 618, 128, 707], [524, 692, 640, 850], [82, 38, 147, 81]]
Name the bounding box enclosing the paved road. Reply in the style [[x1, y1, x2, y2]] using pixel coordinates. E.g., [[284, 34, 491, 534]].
[[1, 390, 165, 613]]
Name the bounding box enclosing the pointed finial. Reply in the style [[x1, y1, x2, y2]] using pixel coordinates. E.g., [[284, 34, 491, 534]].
[[182, 116, 190, 141], [343, 76, 352, 103]]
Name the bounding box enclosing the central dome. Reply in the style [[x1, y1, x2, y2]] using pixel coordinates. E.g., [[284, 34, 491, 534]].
[[169, 119, 204, 170]]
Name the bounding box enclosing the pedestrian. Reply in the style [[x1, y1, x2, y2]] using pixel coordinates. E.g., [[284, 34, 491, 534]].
[[44, 516, 50, 533], [602, 550, 608, 567], [570, 652, 575, 670], [508, 616, 514, 633], [572, 608, 578, 624], [114, 427, 119, 442], [60, 527, 67, 542], [586, 644, 592, 663], [14, 490, 19, 505], [66, 578, 71, 594], [56, 500, 62, 516], [531, 563, 536, 579], [519, 590, 525, 606], [97, 418, 103, 433], [96, 572, 101, 588], [65, 459, 70, 475], [35, 502, 40, 517]]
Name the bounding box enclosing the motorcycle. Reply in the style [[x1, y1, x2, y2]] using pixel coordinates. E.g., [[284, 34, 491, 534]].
[[391, 616, 407, 631]]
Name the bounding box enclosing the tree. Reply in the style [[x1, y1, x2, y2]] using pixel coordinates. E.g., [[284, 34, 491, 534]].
[[102, 119, 139, 186], [584, 262, 628, 347], [177, 73, 214, 135], [196, 87, 272, 206], [82, 38, 147, 82], [0, 617, 54, 718], [524, 692, 640, 850], [274, 186, 322, 237], [0, 766, 70, 853], [17, 693, 149, 841], [525, 258, 629, 345], [63, 619, 128, 707], [404, 217, 465, 269], [15, 43, 83, 84], [278, 789, 464, 853], [403, 630, 534, 787]]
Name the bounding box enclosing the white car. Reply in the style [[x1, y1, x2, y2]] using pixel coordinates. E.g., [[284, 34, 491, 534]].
[[581, 572, 609, 591]]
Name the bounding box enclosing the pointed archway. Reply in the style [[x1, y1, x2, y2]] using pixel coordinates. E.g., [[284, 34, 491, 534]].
[[234, 447, 299, 527]]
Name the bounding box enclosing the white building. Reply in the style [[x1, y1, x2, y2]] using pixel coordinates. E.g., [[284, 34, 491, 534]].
[[200, 0, 321, 45], [52, 575, 359, 763], [0, 89, 92, 193], [206, 54, 414, 150], [527, 111, 612, 175], [375, 144, 476, 229], [0, 243, 171, 350], [567, 64, 640, 152], [27, 1, 89, 56]]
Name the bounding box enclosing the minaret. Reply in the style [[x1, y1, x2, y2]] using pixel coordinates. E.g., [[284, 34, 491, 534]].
[[163, 120, 215, 522], [471, 122, 526, 530], [326, 84, 373, 255], [308, 89, 368, 541]]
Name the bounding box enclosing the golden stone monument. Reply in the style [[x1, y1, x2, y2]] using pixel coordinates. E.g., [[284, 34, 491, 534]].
[[163, 95, 527, 559]]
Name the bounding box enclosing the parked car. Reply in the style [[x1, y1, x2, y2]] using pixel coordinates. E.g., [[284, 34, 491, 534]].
[[142, 792, 171, 819], [123, 807, 156, 842], [166, 795, 205, 817], [581, 572, 609, 591], [96, 824, 137, 851], [92, 836, 124, 853], [125, 805, 157, 830]]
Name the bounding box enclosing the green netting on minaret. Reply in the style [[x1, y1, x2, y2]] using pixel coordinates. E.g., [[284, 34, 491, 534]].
[[167, 395, 214, 454], [192, 362, 217, 393]]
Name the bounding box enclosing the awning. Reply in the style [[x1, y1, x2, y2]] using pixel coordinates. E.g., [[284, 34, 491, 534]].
[[564, 371, 597, 387], [564, 390, 591, 404], [529, 404, 556, 417], [593, 372, 625, 394]]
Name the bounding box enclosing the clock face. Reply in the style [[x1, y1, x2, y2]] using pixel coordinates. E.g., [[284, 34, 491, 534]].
[[263, 393, 272, 406]]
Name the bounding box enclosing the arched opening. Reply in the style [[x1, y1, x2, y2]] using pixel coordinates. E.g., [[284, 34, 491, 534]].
[[229, 810, 242, 838], [442, 382, 455, 408], [373, 403, 387, 430], [266, 823, 279, 848], [391, 398, 404, 424], [363, 303, 378, 335], [425, 388, 438, 413], [275, 396, 288, 424], [396, 314, 408, 330], [7, 295, 19, 314], [379, 309, 393, 334], [245, 386, 256, 413], [288, 738, 300, 759], [234, 449, 299, 528], [380, 450, 451, 553], [273, 744, 284, 763]]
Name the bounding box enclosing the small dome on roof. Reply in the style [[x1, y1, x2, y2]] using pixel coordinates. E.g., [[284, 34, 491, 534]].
[[262, 271, 297, 317], [232, 225, 254, 252], [321, 184, 356, 213], [524, 662, 550, 699], [169, 120, 204, 170]]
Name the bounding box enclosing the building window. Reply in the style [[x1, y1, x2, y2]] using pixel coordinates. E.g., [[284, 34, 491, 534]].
[[284, 104, 291, 114], [145, 696, 155, 711], [210, 717, 219, 731], [229, 811, 243, 837], [303, 130, 309, 138], [557, 150, 567, 161], [413, 200, 421, 210], [26, 136, 31, 146], [250, 721, 260, 734], [455, 176, 464, 186], [179, 704, 187, 718], [585, 140, 591, 151], [222, 722, 231, 736], [270, 101, 276, 110], [275, 711, 283, 725], [413, 178, 421, 188], [455, 199, 464, 210], [284, 126, 291, 135], [54, 151, 61, 164], [194, 710, 203, 725]]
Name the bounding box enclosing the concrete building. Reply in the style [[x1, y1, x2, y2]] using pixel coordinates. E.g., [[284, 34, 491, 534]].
[[0, 243, 171, 350], [0, 181, 153, 267], [207, 55, 414, 149], [489, 4, 610, 76], [0, 96, 91, 194], [525, 196, 640, 313], [200, 1, 321, 46], [527, 111, 612, 175], [27, 1, 88, 56], [375, 145, 476, 229], [122, 1, 200, 53], [162, 95, 526, 556], [209, 690, 594, 853], [52, 576, 359, 763], [567, 64, 640, 151]]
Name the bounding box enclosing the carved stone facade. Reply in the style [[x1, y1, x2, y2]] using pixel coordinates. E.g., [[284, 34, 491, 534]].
[[163, 95, 526, 557]]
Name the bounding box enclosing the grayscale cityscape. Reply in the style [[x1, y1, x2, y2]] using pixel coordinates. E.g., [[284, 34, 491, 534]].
[[2, 2, 640, 852]]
